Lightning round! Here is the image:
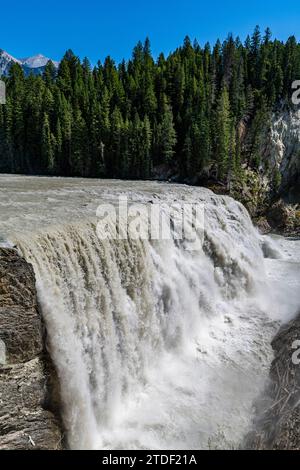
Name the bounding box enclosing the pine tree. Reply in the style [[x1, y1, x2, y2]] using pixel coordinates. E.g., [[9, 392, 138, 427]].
[[215, 87, 232, 179], [41, 113, 55, 172], [158, 101, 177, 163], [141, 115, 152, 177], [71, 109, 86, 175]]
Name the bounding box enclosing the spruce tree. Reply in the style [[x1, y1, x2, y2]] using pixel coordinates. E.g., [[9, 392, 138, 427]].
[[215, 86, 232, 180], [158, 101, 177, 164], [41, 113, 54, 172]]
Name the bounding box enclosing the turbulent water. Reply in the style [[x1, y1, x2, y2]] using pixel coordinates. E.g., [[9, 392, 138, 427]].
[[1, 175, 299, 450]]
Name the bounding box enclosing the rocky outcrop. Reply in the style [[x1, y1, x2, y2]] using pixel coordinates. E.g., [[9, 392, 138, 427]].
[[245, 314, 300, 450], [0, 248, 63, 450], [262, 108, 300, 203], [241, 107, 300, 233], [229, 168, 270, 218], [265, 200, 300, 234]]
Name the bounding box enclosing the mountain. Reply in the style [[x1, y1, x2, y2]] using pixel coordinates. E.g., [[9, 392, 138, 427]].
[[0, 49, 21, 76], [20, 53, 60, 69], [0, 49, 59, 77]]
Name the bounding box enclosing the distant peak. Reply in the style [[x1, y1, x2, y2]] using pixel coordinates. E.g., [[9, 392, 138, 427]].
[[20, 54, 57, 68], [0, 48, 59, 76], [0, 49, 21, 64]]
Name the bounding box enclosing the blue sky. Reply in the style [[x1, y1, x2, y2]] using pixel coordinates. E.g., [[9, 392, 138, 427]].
[[1, 0, 299, 64]]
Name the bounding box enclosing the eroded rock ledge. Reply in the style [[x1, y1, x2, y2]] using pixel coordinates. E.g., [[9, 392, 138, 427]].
[[0, 248, 63, 450], [245, 314, 300, 450]]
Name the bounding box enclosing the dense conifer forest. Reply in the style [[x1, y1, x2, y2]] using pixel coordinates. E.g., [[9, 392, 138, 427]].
[[0, 27, 300, 184]]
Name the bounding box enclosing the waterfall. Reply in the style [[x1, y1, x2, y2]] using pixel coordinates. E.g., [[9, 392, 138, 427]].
[[1, 176, 289, 450]]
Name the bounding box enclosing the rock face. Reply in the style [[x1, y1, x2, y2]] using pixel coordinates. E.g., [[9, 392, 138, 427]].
[[266, 199, 300, 234], [262, 108, 300, 203], [245, 314, 300, 450], [0, 248, 63, 450]]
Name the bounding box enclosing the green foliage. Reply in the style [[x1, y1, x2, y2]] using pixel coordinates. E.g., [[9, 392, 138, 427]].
[[215, 86, 232, 179], [273, 167, 282, 192], [0, 30, 299, 180]]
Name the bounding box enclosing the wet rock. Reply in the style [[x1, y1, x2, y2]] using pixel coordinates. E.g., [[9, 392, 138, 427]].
[[255, 217, 271, 235], [0, 248, 63, 450], [266, 200, 300, 234], [245, 313, 300, 450], [0, 249, 43, 363], [266, 200, 291, 229]]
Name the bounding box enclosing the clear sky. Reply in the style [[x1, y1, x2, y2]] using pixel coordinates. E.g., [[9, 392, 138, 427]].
[[1, 0, 299, 64]]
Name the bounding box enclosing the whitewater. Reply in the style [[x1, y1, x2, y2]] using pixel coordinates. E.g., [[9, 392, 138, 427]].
[[0, 175, 299, 449]]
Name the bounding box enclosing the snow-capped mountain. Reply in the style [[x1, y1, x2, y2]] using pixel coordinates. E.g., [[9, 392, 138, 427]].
[[20, 53, 60, 69], [0, 49, 21, 76], [0, 49, 59, 77]]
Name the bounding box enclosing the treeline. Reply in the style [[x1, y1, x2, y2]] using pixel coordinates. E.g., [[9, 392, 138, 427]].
[[0, 26, 300, 181]]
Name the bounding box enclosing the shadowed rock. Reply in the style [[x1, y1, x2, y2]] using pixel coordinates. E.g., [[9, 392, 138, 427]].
[[0, 248, 63, 450], [245, 314, 300, 450]]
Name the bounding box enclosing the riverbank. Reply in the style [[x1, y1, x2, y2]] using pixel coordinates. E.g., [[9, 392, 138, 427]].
[[245, 313, 300, 449], [205, 181, 300, 237]]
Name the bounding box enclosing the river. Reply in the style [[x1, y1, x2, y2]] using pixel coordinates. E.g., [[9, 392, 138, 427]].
[[0, 175, 299, 449]]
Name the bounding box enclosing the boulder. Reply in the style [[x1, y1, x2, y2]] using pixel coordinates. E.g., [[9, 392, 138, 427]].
[[266, 200, 293, 229]]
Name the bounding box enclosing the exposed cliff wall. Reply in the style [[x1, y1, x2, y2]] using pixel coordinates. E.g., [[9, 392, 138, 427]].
[[0, 248, 63, 450], [230, 107, 300, 233], [151, 107, 300, 231]]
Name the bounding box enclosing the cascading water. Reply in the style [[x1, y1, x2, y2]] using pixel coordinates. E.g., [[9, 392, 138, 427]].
[[1, 176, 299, 450]]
